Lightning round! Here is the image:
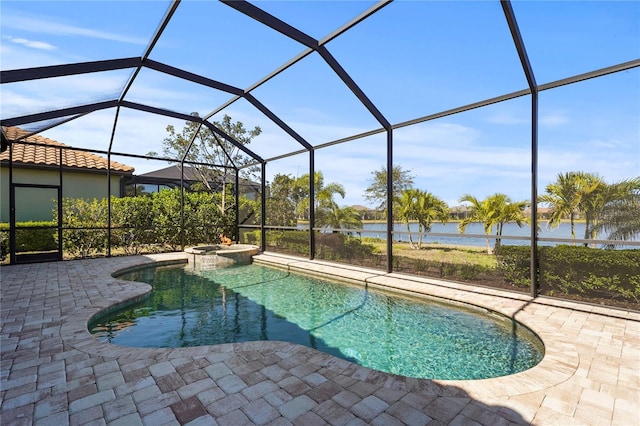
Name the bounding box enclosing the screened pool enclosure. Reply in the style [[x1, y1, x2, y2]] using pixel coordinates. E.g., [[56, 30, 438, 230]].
[[1, 0, 639, 309]]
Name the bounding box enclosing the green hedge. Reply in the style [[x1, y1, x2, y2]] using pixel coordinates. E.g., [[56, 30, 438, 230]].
[[540, 245, 640, 302], [497, 245, 640, 303], [259, 229, 379, 263], [0, 222, 58, 259], [392, 256, 494, 282], [52, 190, 235, 258], [495, 245, 531, 288], [264, 229, 310, 256]]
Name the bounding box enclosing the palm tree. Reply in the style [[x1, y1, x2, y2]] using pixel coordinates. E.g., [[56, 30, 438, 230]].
[[539, 171, 594, 244], [294, 172, 345, 221], [595, 177, 640, 245], [575, 173, 607, 244], [398, 189, 448, 249], [494, 198, 529, 252], [317, 203, 363, 234], [458, 193, 528, 254]]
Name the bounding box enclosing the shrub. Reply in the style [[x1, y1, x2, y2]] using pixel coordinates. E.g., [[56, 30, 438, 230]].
[[262, 230, 377, 263], [266, 229, 310, 256], [183, 190, 233, 245], [539, 245, 640, 302], [495, 245, 531, 288], [15, 223, 58, 252], [0, 222, 58, 259], [149, 189, 183, 250], [242, 230, 260, 245], [55, 198, 108, 258], [110, 196, 154, 254], [0, 229, 7, 261], [315, 233, 376, 263], [497, 244, 640, 303], [55, 190, 234, 257]]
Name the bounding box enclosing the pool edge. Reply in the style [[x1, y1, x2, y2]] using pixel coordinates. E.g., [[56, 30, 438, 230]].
[[56, 252, 580, 399]]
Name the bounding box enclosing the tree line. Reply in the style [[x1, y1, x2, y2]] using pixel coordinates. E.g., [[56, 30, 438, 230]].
[[158, 116, 639, 255]]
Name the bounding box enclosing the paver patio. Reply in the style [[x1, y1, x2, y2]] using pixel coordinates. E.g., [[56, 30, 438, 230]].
[[1, 252, 638, 425]]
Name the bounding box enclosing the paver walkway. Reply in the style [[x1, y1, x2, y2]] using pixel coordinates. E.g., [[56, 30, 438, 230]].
[[1, 252, 638, 425]]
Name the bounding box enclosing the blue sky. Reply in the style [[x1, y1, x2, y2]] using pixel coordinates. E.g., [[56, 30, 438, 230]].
[[1, 0, 639, 208]]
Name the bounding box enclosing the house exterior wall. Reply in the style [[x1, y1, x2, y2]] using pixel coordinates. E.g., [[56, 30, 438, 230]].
[[1, 166, 124, 222]]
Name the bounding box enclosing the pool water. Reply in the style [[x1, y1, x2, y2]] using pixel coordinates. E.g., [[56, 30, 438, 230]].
[[91, 263, 544, 380]]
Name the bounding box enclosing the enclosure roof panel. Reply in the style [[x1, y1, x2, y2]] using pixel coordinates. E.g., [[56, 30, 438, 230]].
[[146, 0, 306, 90], [0, 1, 170, 69], [0, 0, 638, 180], [511, 1, 640, 84]]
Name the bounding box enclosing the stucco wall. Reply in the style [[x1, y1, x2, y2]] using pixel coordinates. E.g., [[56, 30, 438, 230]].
[[1, 167, 124, 222]]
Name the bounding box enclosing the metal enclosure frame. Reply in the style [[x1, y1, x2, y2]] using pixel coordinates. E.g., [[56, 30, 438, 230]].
[[2, 0, 639, 299]]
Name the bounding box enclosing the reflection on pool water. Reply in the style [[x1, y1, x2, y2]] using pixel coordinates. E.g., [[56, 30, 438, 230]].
[[91, 263, 544, 380]]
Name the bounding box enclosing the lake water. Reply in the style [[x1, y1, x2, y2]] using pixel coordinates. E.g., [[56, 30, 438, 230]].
[[349, 222, 638, 248]]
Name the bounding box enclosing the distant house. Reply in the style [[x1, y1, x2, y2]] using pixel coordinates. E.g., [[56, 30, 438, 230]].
[[535, 207, 552, 220], [123, 165, 260, 200], [449, 205, 471, 220], [1, 126, 134, 222], [351, 204, 381, 221], [525, 207, 552, 220]]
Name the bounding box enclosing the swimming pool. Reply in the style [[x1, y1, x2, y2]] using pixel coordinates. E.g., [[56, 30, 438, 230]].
[[90, 263, 544, 380]]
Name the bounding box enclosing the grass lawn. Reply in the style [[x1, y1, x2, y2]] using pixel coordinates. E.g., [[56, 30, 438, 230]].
[[367, 240, 498, 269]]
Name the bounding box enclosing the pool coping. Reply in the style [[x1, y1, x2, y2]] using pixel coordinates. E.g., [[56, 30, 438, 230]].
[[61, 251, 612, 399]]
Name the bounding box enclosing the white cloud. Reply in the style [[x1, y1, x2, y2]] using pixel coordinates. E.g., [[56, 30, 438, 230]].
[[2, 14, 147, 45], [394, 140, 530, 170], [5, 36, 56, 51], [0, 42, 64, 69], [15, 107, 634, 209], [1, 70, 230, 123], [0, 72, 130, 119]]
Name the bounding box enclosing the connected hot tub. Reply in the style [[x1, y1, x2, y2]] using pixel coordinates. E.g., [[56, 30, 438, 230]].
[[184, 244, 260, 270]]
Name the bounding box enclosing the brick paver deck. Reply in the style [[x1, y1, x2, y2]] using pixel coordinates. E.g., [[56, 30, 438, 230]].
[[1, 252, 638, 425]]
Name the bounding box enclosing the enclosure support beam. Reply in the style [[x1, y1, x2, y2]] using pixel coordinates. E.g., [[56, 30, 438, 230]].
[[8, 144, 15, 265], [210, 0, 391, 120], [501, 0, 539, 298], [1, 101, 119, 127], [180, 161, 185, 250], [107, 153, 112, 258], [221, 0, 317, 49], [0, 57, 140, 84], [57, 148, 63, 262], [116, 100, 263, 163], [145, 59, 243, 96], [309, 150, 315, 260], [386, 129, 394, 273], [118, 0, 181, 101], [106, 106, 121, 258], [235, 170, 240, 243], [261, 162, 267, 253], [244, 94, 313, 151]]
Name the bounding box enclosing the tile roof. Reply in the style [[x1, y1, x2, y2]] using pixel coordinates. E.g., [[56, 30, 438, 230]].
[[1, 126, 134, 174]]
